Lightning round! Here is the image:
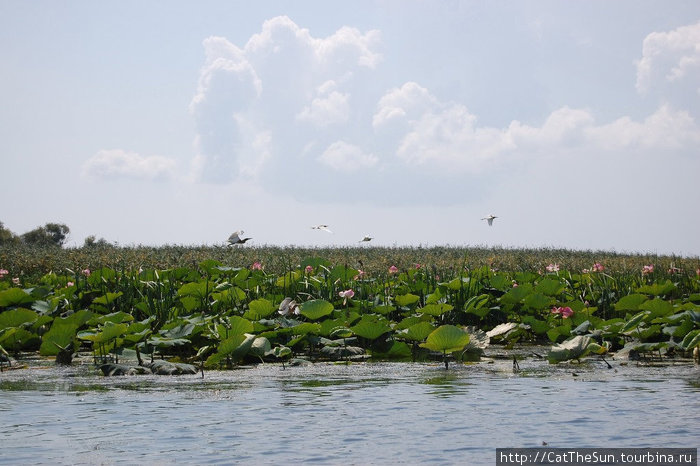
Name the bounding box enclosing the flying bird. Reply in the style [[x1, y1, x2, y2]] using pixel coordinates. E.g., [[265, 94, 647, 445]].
[[359, 235, 373, 243], [481, 214, 498, 226], [228, 230, 252, 245], [311, 224, 333, 234]]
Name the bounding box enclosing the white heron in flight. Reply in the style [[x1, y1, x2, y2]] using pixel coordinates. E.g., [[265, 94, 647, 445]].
[[228, 230, 252, 245], [311, 224, 333, 234], [359, 235, 373, 243], [481, 215, 498, 226]]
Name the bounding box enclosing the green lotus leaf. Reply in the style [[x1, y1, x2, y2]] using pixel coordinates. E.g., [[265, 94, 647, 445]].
[[614, 294, 648, 311], [420, 325, 470, 353], [523, 292, 552, 310], [224, 316, 254, 336], [419, 303, 453, 316], [271, 345, 292, 358], [621, 311, 650, 333], [350, 315, 391, 340], [300, 299, 334, 320], [243, 298, 276, 320], [446, 277, 471, 291], [212, 286, 247, 304], [177, 281, 210, 298], [0, 308, 38, 329], [401, 321, 436, 341], [329, 265, 358, 282], [500, 284, 533, 305], [679, 330, 700, 350], [289, 322, 321, 336], [161, 323, 195, 339], [463, 294, 490, 317], [638, 298, 674, 319], [0, 288, 35, 308], [395, 293, 420, 307], [535, 278, 566, 296], [95, 311, 133, 325], [372, 305, 395, 315], [330, 326, 353, 339], [40, 323, 78, 356], [521, 316, 549, 335], [91, 292, 124, 306], [206, 333, 256, 367], [371, 341, 411, 359], [276, 271, 301, 288], [636, 280, 677, 296]]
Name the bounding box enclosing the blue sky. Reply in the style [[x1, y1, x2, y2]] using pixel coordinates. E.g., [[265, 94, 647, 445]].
[[2, 1, 699, 255]]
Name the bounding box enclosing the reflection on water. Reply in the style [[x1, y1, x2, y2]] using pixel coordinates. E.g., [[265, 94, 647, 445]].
[[0, 361, 698, 465]]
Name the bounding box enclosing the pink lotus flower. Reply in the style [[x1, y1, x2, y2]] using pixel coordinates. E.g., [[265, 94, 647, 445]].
[[414, 263, 422, 270], [582, 268, 590, 274], [0, 268, 8, 279], [82, 268, 91, 276], [305, 265, 314, 274], [251, 261, 263, 271], [668, 264, 681, 274], [67, 281, 74, 287], [12, 277, 20, 285], [512, 281, 519, 288], [339, 289, 355, 305], [592, 263, 605, 272], [546, 263, 559, 273], [353, 269, 366, 280], [696, 268, 700, 277], [389, 265, 398, 274], [642, 264, 654, 275], [551, 306, 574, 318]]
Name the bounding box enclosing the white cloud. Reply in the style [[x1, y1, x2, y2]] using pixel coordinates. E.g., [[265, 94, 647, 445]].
[[296, 81, 350, 127], [81, 150, 176, 180], [318, 141, 378, 171], [636, 21, 700, 94], [190, 16, 382, 185]]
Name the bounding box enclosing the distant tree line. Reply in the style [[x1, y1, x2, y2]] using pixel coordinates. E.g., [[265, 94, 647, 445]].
[[0, 221, 109, 248]]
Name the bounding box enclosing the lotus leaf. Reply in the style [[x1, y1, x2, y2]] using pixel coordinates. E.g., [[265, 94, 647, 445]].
[[419, 303, 453, 316], [300, 299, 334, 320], [621, 311, 649, 333], [395, 293, 420, 307], [500, 284, 533, 305], [92, 292, 124, 306], [614, 294, 648, 311], [244, 298, 276, 319], [400, 322, 435, 341], [638, 298, 674, 319], [636, 280, 677, 296], [523, 292, 552, 310], [0, 308, 39, 329], [679, 330, 700, 350], [249, 337, 271, 358], [486, 322, 518, 339], [420, 325, 470, 353], [0, 288, 35, 308], [535, 278, 566, 296], [350, 315, 391, 340], [371, 341, 411, 359], [547, 335, 592, 363]]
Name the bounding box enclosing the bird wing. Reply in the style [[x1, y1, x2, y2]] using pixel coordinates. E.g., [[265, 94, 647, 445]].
[[228, 230, 242, 242]]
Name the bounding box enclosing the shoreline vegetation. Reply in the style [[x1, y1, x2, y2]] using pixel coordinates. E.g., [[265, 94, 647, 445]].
[[1, 244, 698, 372], [2, 243, 699, 281]]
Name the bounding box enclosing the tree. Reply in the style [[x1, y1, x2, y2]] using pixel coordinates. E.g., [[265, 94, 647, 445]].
[[0, 221, 20, 246], [21, 223, 70, 247]]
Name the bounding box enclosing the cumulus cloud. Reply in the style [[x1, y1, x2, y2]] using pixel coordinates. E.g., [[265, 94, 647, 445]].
[[187, 16, 700, 207], [636, 21, 700, 94], [81, 150, 176, 180], [190, 16, 381, 184]]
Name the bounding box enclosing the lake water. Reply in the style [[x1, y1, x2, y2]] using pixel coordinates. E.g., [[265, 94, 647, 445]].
[[1, 356, 698, 465]]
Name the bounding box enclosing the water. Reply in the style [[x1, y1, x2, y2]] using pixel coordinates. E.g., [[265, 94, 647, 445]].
[[1, 358, 698, 465]]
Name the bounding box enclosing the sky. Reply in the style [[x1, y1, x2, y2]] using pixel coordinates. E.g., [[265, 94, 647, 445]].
[[2, 1, 700, 256]]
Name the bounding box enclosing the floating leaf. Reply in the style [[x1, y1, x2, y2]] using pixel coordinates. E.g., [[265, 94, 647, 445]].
[[245, 298, 276, 320], [0, 288, 35, 308], [0, 308, 39, 329], [614, 294, 648, 311]]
